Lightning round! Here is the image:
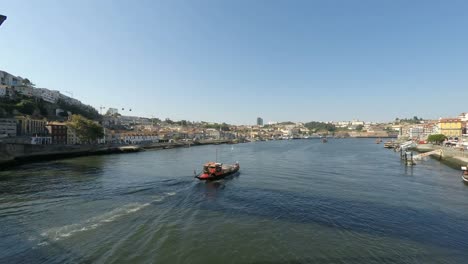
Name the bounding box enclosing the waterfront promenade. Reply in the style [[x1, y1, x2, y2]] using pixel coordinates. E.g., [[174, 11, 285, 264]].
[[413, 143, 468, 167], [0, 139, 234, 167]]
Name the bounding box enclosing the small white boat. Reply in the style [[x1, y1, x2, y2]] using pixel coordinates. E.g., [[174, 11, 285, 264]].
[[462, 166, 468, 183]]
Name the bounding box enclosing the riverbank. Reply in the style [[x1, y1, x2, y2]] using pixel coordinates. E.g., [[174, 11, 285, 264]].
[[0, 139, 236, 168], [410, 144, 468, 169]]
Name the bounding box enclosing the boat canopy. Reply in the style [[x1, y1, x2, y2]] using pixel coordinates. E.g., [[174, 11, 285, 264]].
[[203, 162, 222, 167]]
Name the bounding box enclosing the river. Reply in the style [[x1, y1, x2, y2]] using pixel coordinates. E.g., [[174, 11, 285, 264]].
[[1, 139, 468, 263]]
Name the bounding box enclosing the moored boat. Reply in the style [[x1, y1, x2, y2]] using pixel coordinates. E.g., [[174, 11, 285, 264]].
[[196, 162, 240, 181], [462, 166, 468, 183], [384, 141, 395, 148]]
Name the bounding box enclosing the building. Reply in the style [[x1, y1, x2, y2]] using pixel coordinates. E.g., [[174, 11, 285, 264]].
[[16, 116, 47, 136], [458, 113, 468, 122], [438, 118, 463, 138], [45, 122, 68, 144], [0, 118, 17, 136], [120, 133, 159, 144], [13, 85, 33, 97], [106, 108, 119, 115], [408, 126, 424, 139], [0, 70, 23, 86], [351, 119, 365, 126], [257, 117, 264, 126], [0, 85, 9, 97], [66, 126, 81, 145], [205, 128, 221, 139], [31, 136, 52, 145], [33, 88, 60, 103]]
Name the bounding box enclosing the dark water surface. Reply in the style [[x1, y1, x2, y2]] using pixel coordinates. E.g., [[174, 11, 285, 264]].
[[1, 139, 468, 263]]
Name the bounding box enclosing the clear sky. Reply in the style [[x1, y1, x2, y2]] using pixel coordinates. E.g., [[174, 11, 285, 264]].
[[1, 0, 467, 124]]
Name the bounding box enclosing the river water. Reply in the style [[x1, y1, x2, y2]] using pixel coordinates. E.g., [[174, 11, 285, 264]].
[[1, 139, 468, 263]]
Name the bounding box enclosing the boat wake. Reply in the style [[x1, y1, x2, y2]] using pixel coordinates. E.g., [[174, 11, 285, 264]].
[[37, 192, 177, 246]]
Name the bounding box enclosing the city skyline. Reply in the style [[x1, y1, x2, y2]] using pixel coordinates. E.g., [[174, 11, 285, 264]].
[[1, 1, 468, 124]]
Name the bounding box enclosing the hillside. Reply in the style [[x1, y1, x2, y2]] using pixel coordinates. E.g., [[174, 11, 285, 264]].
[[0, 96, 100, 121]]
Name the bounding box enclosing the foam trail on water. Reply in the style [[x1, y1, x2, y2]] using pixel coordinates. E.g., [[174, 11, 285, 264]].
[[37, 191, 177, 245], [39, 203, 149, 243]]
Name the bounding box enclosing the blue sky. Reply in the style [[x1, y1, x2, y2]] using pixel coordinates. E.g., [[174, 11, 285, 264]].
[[1, 0, 467, 124]]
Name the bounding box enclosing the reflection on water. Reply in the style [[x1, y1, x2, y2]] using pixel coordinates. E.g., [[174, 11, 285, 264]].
[[1, 139, 468, 263]]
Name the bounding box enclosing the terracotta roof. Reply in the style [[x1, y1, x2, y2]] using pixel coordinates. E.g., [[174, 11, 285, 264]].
[[439, 118, 461, 122]]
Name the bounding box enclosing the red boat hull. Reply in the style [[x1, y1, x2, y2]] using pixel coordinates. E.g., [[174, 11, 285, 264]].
[[196, 164, 240, 181]]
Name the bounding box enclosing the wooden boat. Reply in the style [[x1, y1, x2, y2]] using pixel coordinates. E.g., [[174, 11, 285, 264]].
[[195, 162, 240, 181], [384, 141, 395, 148]]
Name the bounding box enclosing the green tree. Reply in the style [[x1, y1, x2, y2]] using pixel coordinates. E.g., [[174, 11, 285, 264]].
[[57, 99, 100, 120], [427, 134, 447, 144], [220, 122, 230, 131], [21, 78, 35, 87], [165, 118, 174, 124], [305, 121, 336, 132], [68, 115, 104, 143], [16, 99, 36, 115], [355, 124, 364, 131]]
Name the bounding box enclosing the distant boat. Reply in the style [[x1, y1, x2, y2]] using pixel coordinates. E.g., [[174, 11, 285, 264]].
[[376, 138, 382, 144], [321, 137, 328, 143]]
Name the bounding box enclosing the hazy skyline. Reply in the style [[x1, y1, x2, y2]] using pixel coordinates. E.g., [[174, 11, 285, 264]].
[[1, 0, 467, 124]]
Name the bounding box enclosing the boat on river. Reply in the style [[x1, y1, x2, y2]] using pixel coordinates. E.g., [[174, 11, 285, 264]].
[[384, 141, 395, 148], [462, 166, 468, 183], [195, 162, 240, 181]]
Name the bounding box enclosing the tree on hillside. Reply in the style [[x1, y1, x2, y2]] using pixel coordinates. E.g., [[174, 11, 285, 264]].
[[21, 78, 35, 87], [427, 134, 447, 144], [68, 114, 104, 143], [355, 124, 364, 131], [220, 122, 230, 131], [279, 121, 295, 125], [305, 121, 336, 132], [57, 99, 100, 120], [15, 99, 36, 115]]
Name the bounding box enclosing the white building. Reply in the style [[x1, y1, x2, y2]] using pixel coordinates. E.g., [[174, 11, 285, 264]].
[[67, 126, 81, 145], [0, 118, 17, 136], [205, 128, 221, 139], [106, 108, 119, 115], [121, 133, 159, 144], [31, 136, 52, 145], [458, 112, 468, 122], [0, 70, 23, 86], [33, 88, 60, 103], [336, 121, 350, 128], [408, 126, 424, 139], [351, 119, 365, 126]]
